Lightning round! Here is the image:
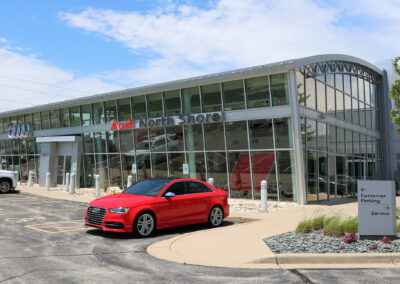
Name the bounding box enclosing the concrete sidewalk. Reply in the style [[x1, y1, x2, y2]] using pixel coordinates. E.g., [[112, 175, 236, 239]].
[[15, 185, 400, 269]]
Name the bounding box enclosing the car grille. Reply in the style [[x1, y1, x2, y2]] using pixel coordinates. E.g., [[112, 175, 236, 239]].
[[87, 207, 106, 226]]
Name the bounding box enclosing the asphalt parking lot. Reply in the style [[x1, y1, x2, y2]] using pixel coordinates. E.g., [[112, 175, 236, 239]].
[[1, 193, 400, 283]]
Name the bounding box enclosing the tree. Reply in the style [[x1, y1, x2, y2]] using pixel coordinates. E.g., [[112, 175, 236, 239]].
[[389, 57, 400, 132]]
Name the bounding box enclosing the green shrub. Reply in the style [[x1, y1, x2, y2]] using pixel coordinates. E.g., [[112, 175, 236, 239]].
[[341, 216, 358, 233], [323, 216, 343, 237], [397, 223, 400, 233], [311, 215, 325, 231], [296, 219, 312, 234], [397, 207, 400, 218]]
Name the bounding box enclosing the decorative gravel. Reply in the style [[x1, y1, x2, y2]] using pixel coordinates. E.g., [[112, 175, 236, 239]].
[[264, 230, 400, 254]]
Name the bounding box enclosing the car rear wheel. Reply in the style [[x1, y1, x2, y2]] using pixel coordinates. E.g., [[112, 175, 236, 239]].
[[133, 212, 155, 237], [0, 180, 11, 193], [208, 206, 223, 227]]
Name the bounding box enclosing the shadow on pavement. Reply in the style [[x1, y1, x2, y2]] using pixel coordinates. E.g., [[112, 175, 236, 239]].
[[86, 220, 237, 240], [1, 190, 21, 194], [307, 197, 357, 206]]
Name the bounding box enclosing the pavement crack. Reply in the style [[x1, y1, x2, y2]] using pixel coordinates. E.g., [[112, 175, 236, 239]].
[[288, 269, 314, 284], [0, 269, 38, 283]]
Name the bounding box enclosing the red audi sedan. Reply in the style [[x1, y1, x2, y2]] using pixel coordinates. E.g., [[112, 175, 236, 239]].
[[85, 178, 229, 237]]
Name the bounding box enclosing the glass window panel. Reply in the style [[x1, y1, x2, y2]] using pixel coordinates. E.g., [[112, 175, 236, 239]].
[[132, 96, 147, 119], [164, 90, 181, 116], [182, 87, 201, 114], [326, 73, 334, 87], [249, 119, 273, 149], [152, 153, 168, 178], [147, 93, 163, 118], [274, 118, 292, 148], [204, 122, 225, 150], [119, 130, 134, 153], [365, 104, 372, 129], [305, 119, 317, 150], [94, 132, 107, 153], [184, 124, 203, 151], [353, 132, 360, 157], [166, 125, 184, 152], [296, 72, 305, 106], [225, 121, 248, 150], [69, 106, 80, 127], [317, 122, 327, 152], [372, 108, 376, 130], [121, 154, 136, 186], [59, 108, 70, 128], [245, 76, 270, 108], [186, 152, 206, 180], [222, 79, 245, 110], [365, 80, 371, 105], [335, 90, 344, 120], [0, 118, 3, 133], [344, 95, 352, 123], [326, 86, 335, 116], [359, 102, 366, 127], [307, 151, 318, 202], [40, 111, 49, 129], [95, 154, 108, 189], [135, 129, 149, 152], [305, 77, 316, 109], [107, 131, 120, 153], [108, 154, 122, 187], [335, 73, 343, 91], [168, 153, 185, 178], [270, 73, 289, 106], [351, 75, 358, 98], [92, 103, 104, 124], [104, 100, 117, 123], [206, 152, 227, 191], [352, 98, 359, 125], [136, 147, 151, 181], [371, 83, 377, 107], [228, 152, 251, 199], [327, 125, 336, 153], [19, 139, 26, 154], [252, 151, 277, 200], [358, 77, 365, 102], [337, 128, 345, 154], [49, 110, 59, 128], [150, 127, 166, 152], [117, 98, 131, 121], [346, 130, 353, 155], [83, 154, 95, 188], [344, 74, 351, 95], [17, 115, 23, 124], [83, 133, 94, 153], [316, 81, 326, 113], [81, 104, 92, 126], [318, 152, 328, 200], [277, 151, 296, 202], [201, 83, 221, 112]]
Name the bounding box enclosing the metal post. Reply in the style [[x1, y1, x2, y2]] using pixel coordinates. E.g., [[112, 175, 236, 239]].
[[69, 173, 75, 194], [95, 175, 100, 197], [28, 171, 33, 187], [45, 172, 50, 191], [127, 175, 133, 188], [207, 177, 214, 187], [65, 173, 70, 191], [261, 180, 268, 212]]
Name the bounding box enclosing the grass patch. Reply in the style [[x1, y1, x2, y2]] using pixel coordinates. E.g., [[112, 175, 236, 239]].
[[311, 215, 325, 230], [323, 216, 343, 237], [341, 216, 358, 234], [397, 223, 400, 233], [296, 219, 312, 234], [397, 207, 400, 218], [296, 214, 359, 237]]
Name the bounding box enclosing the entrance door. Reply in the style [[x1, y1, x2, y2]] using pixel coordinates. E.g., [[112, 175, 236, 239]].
[[56, 155, 72, 186]]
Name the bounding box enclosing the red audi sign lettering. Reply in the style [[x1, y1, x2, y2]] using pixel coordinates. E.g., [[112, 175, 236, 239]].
[[110, 119, 134, 131]]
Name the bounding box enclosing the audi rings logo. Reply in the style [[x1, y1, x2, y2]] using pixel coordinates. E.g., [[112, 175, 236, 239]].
[[8, 123, 33, 139]]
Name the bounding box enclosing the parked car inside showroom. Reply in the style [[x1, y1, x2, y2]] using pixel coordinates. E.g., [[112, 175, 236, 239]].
[[85, 178, 229, 237]]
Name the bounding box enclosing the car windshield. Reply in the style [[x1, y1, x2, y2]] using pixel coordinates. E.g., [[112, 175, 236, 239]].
[[124, 179, 170, 197]]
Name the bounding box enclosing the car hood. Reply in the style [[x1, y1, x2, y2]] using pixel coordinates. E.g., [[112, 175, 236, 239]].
[[89, 193, 156, 208]]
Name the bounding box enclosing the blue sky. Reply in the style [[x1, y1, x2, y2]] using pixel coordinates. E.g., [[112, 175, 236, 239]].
[[0, 0, 399, 112]]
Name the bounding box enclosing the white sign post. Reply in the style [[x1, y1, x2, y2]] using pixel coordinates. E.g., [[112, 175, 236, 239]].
[[358, 180, 397, 237], [183, 163, 189, 175]]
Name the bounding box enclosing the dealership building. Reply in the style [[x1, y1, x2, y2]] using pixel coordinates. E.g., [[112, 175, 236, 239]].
[[0, 54, 394, 204]]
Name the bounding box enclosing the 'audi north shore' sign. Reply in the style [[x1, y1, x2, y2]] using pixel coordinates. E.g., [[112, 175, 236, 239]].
[[8, 123, 33, 139], [110, 112, 223, 131]]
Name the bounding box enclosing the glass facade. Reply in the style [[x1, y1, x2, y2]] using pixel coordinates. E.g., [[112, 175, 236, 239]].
[[0, 58, 385, 204]]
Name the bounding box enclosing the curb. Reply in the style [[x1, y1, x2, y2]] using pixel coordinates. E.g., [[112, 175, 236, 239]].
[[251, 253, 400, 264]]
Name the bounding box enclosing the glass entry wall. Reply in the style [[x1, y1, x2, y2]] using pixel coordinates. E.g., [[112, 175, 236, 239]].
[[56, 155, 71, 186]]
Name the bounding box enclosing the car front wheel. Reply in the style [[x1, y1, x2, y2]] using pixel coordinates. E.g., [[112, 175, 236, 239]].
[[133, 212, 155, 237], [0, 180, 11, 193], [208, 206, 223, 227]]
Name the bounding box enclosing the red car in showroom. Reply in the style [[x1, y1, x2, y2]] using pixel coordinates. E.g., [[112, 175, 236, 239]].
[[85, 178, 229, 237]]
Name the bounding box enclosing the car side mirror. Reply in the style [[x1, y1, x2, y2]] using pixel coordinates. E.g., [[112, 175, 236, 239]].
[[165, 192, 176, 200]]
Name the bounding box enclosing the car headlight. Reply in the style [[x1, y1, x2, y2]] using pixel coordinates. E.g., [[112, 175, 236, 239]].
[[109, 207, 130, 214]]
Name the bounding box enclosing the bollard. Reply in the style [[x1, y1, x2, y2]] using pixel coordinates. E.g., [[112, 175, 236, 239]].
[[207, 177, 214, 187], [69, 173, 75, 194], [95, 175, 100, 197], [65, 173, 70, 190], [261, 180, 268, 212], [127, 175, 133, 188], [14, 171, 19, 182], [45, 172, 51, 191], [28, 171, 33, 187]]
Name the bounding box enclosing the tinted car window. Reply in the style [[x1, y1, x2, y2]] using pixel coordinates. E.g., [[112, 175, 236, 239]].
[[186, 182, 213, 194], [164, 181, 187, 196], [124, 179, 169, 197]]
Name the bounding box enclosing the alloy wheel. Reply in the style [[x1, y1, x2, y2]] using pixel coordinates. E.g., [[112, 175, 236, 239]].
[[136, 213, 154, 237], [210, 207, 223, 227], [0, 181, 11, 193]]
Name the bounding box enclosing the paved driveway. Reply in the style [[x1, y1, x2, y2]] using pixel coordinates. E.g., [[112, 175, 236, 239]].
[[0, 193, 399, 283]]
